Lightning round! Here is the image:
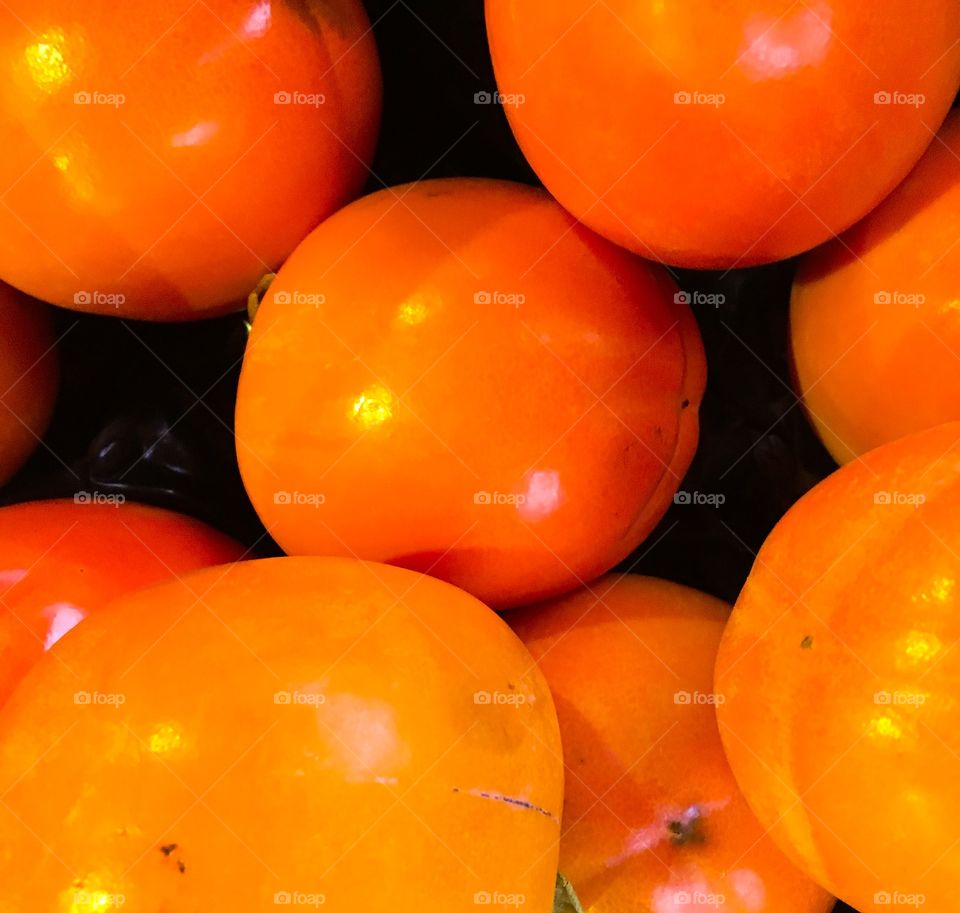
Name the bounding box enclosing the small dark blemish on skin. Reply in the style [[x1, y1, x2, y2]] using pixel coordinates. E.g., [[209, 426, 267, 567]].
[[178, 860, 186, 874], [801, 635, 814, 649], [681, 399, 690, 409], [667, 807, 705, 846], [160, 843, 178, 856]]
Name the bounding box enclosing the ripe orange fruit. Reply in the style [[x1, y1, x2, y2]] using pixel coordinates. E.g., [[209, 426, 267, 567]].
[[791, 110, 960, 463], [0, 0, 380, 319], [511, 574, 835, 913], [0, 283, 58, 485], [236, 178, 705, 608], [485, 0, 960, 267], [0, 557, 563, 911], [0, 497, 245, 705], [716, 422, 960, 912]]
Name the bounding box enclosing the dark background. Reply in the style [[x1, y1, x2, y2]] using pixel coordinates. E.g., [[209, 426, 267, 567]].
[[0, 9, 918, 908]]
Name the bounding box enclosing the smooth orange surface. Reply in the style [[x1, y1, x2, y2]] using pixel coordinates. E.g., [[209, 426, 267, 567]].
[[792, 110, 960, 464], [0, 283, 58, 485], [236, 178, 706, 609], [510, 574, 834, 913], [0, 557, 563, 912], [0, 498, 245, 705], [485, 0, 960, 268], [0, 0, 380, 320], [716, 423, 960, 913]]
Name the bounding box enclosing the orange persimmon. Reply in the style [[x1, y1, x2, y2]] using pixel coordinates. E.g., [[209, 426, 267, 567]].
[[235, 178, 705, 609], [0, 0, 380, 319], [511, 574, 835, 913], [486, 0, 960, 267], [0, 557, 563, 911], [0, 498, 245, 704], [791, 110, 960, 463], [716, 422, 960, 913]]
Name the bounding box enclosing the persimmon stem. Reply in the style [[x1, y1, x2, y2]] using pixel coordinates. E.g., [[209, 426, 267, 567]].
[[246, 272, 276, 332], [554, 873, 584, 913]]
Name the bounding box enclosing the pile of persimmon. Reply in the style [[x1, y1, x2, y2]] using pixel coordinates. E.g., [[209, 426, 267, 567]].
[[0, 1, 959, 912]]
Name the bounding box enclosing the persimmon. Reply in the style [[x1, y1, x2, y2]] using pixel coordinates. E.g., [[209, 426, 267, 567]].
[[510, 574, 835, 913], [485, 0, 960, 268], [0, 0, 380, 320], [791, 110, 960, 464], [716, 422, 960, 913], [0, 557, 563, 911], [0, 498, 245, 705], [0, 283, 58, 485], [235, 178, 705, 609]]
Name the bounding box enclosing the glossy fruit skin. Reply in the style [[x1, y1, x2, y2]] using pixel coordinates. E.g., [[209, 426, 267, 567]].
[[485, 0, 960, 268], [510, 574, 835, 913], [0, 557, 563, 912], [0, 284, 58, 485], [0, 0, 381, 320], [236, 178, 705, 609], [0, 498, 245, 705], [716, 423, 960, 913], [791, 110, 960, 464]]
